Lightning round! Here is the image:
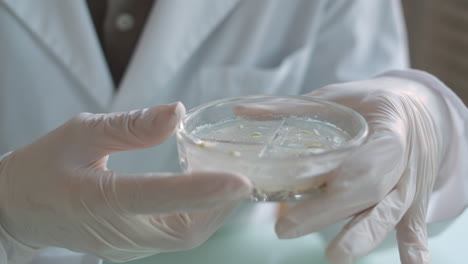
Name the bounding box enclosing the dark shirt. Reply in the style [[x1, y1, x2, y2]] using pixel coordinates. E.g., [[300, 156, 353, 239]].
[[86, 0, 155, 88]]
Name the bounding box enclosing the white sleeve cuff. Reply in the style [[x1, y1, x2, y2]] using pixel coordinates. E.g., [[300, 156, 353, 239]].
[[0, 152, 40, 263], [0, 223, 39, 264]]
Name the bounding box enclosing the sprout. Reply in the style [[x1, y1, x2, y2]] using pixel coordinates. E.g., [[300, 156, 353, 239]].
[[229, 150, 241, 157], [195, 140, 218, 148], [298, 130, 312, 135], [251, 132, 262, 137], [307, 142, 323, 148]]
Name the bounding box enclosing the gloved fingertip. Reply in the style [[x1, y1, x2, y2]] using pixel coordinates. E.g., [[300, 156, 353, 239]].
[[133, 102, 186, 146], [232, 103, 266, 119], [275, 217, 299, 239], [224, 174, 252, 197], [150, 101, 185, 121], [167, 101, 186, 118], [198, 172, 253, 200], [227, 174, 253, 200], [326, 245, 353, 264], [397, 239, 430, 263]]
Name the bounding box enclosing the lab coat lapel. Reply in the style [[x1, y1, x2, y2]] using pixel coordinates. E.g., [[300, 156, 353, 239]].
[[1, 0, 114, 111], [111, 0, 241, 111]]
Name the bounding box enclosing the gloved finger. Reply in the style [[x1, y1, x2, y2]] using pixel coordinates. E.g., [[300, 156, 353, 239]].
[[233, 101, 325, 120], [275, 132, 404, 239], [147, 201, 240, 251], [306, 84, 369, 108], [275, 190, 371, 239], [305, 77, 402, 110], [325, 157, 418, 264], [87, 170, 252, 215], [93, 201, 241, 256], [325, 185, 414, 264], [396, 207, 430, 263], [77, 102, 185, 156], [76, 202, 240, 260]]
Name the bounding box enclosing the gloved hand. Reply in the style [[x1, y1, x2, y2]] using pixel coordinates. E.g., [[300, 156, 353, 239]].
[[271, 72, 454, 263], [0, 102, 251, 263]]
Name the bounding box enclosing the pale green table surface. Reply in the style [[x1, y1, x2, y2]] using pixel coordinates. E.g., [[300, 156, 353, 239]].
[[105, 210, 468, 264]]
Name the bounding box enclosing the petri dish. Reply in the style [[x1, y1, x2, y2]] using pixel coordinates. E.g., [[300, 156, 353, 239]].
[[176, 95, 368, 202]]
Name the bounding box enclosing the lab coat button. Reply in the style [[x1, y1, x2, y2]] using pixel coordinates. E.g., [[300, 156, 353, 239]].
[[115, 13, 135, 32]]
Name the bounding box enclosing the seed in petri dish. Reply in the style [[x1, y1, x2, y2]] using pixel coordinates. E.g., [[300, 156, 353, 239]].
[[298, 130, 312, 135], [251, 132, 263, 137], [238, 124, 244, 129], [229, 150, 241, 157], [197, 142, 206, 148], [307, 142, 323, 148]]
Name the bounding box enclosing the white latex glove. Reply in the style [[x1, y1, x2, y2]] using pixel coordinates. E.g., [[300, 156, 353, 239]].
[[0, 102, 251, 263], [268, 72, 457, 263]]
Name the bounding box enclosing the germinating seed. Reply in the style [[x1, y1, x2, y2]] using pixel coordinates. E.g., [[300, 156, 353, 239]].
[[229, 150, 241, 157], [251, 132, 262, 137]]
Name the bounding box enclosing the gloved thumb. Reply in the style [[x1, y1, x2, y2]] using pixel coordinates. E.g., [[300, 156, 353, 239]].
[[75, 102, 185, 156]]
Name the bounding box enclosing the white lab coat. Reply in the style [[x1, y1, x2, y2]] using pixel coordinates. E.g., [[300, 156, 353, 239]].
[[0, 0, 466, 263]]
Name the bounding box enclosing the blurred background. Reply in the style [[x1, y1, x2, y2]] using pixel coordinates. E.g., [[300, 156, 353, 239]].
[[402, 0, 468, 104]]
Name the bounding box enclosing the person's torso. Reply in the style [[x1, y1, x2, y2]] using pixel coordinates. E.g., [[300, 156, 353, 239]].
[[0, 0, 327, 174], [0, 1, 419, 263]]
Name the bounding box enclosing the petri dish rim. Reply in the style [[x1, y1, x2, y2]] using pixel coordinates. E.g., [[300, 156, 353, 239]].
[[176, 95, 368, 162]]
